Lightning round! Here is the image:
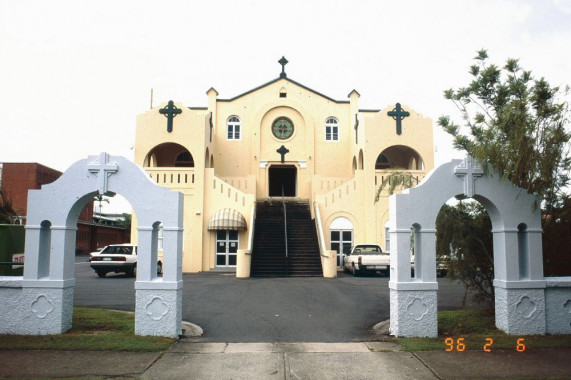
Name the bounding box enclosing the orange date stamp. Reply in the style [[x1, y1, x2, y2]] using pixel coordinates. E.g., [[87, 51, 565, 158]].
[[444, 337, 526, 352]]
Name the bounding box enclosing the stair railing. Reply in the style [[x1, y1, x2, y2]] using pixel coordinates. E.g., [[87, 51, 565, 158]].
[[313, 201, 328, 258], [282, 186, 289, 259], [247, 202, 256, 252], [282, 186, 288, 277]]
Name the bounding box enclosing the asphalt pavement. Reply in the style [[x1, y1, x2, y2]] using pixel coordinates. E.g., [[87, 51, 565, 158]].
[[73, 255, 480, 343], [1, 258, 569, 379]]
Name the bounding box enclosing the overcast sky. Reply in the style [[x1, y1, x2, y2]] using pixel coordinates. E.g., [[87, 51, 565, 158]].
[[1, 0, 570, 211]]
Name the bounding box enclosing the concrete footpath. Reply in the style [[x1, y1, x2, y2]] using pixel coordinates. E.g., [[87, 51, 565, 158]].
[[1, 342, 571, 379]]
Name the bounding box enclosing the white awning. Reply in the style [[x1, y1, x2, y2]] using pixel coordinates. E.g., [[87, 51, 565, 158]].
[[207, 208, 247, 231]]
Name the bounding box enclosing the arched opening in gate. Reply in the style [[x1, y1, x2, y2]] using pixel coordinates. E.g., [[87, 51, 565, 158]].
[[73, 194, 164, 281], [434, 199, 494, 304]]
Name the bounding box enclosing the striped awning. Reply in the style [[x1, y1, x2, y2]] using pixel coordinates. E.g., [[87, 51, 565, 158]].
[[208, 208, 247, 231]]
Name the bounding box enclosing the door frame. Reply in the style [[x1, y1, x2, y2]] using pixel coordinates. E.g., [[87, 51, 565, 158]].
[[268, 164, 297, 197]]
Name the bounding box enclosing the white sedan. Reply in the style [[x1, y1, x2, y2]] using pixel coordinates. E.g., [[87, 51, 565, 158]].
[[89, 243, 163, 277]]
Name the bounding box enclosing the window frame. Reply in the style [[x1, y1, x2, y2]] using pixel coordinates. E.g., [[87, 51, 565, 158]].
[[325, 117, 340, 141], [330, 229, 353, 268], [226, 116, 241, 141]]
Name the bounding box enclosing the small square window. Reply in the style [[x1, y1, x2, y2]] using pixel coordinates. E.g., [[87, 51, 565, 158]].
[[280, 93, 287, 98]]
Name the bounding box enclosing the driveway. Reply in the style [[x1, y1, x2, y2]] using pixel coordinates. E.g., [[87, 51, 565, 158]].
[[74, 257, 478, 342]]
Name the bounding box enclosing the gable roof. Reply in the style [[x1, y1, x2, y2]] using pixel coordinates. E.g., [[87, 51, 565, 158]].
[[216, 76, 349, 104]]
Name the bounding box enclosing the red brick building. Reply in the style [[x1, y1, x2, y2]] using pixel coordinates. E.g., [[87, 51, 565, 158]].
[[0, 162, 129, 254]]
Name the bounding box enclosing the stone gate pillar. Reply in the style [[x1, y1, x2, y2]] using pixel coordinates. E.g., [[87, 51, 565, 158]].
[[388, 197, 438, 337], [16, 153, 184, 338], [388, 156, 548, 337]]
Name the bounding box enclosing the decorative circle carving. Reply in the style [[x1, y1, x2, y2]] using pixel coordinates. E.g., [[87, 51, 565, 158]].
[[407, 297, 429, 321], [146, 297, 169, 321], [516, 296, 537, 319], [31, 295, 54, 319]]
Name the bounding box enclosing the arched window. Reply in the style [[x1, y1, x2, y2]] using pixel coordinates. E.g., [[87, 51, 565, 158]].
[[227, 116, 241, 140], [325, 117, 339, 141], [375, 154, 390, 169], [175, 151, 194, 167]]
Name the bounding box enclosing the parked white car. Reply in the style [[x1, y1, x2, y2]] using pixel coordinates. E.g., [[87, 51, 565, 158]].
[[343, 244, 390, 276], [89, 243, 163, 278]]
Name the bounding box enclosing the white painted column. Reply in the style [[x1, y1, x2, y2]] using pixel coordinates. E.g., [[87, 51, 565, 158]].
[[134, 220, 184, 338], [389, 225, 438, 337]]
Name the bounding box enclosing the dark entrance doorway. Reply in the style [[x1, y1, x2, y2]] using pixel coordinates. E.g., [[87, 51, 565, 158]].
[[269, 165, 296, 197]]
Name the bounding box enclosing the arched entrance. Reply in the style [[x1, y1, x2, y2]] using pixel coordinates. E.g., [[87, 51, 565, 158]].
[[18, 153, 184, 338], [375, 145, 424, 170], [269, 165, 297, 197], [144, 142, 194, 168], [389, 156, 545, 337]]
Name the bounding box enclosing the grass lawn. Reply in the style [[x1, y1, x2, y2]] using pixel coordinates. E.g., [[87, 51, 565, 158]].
[[0, 307, 176, 352], [397, 308, 571, 352]]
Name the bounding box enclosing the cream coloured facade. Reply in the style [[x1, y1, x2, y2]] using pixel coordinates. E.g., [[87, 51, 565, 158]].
[[133, 59, 434, 274]]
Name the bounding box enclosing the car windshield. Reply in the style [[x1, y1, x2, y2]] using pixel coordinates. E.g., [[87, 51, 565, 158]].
[[353, 245, 382, 254], [101, 246, 133, 255]]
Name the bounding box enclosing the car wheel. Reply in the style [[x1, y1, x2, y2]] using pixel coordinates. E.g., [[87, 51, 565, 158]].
[[129, 264, 137, 277], [96, 271, 106, 278], [352, 264, 359, 277], [157, 262, 163, 276]]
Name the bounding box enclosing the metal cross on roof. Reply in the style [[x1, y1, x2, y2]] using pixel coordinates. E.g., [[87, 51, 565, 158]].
[[454, 155, 483, 198], [88, 152, 118, 195], [159, 100, 182, 133], [277, 145, 289, 163], [387, 103, 410, 135], [279, 56, 288, 78]]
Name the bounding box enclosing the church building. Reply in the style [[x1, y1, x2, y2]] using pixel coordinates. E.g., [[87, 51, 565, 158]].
[[133, 58, 434, 275]]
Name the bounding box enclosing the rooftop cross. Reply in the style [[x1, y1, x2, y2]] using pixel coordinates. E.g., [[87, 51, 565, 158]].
[[454, 155, 484, 198], [88, 152, 118, 195], [387, 103, 410, 135], [279, 56, 289, 78], [159, 100, 182, 133], [277, 145, 289, 163]]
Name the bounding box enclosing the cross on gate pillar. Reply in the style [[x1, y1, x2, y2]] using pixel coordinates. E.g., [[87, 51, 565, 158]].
[[88, 152, 118, 195], [454, 155, 483, 198]]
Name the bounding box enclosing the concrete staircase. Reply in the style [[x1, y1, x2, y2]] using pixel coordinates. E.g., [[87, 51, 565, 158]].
[[251, 199, 323, 277]]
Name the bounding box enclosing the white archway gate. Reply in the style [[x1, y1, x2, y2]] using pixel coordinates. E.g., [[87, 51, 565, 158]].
[[18, 153, 184, 338], [389, 156, 546, 337]]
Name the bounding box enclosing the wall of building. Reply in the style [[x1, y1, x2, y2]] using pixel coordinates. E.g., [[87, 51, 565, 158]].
[[133, 76, 436, 272], [134, 102, 212, 272]]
